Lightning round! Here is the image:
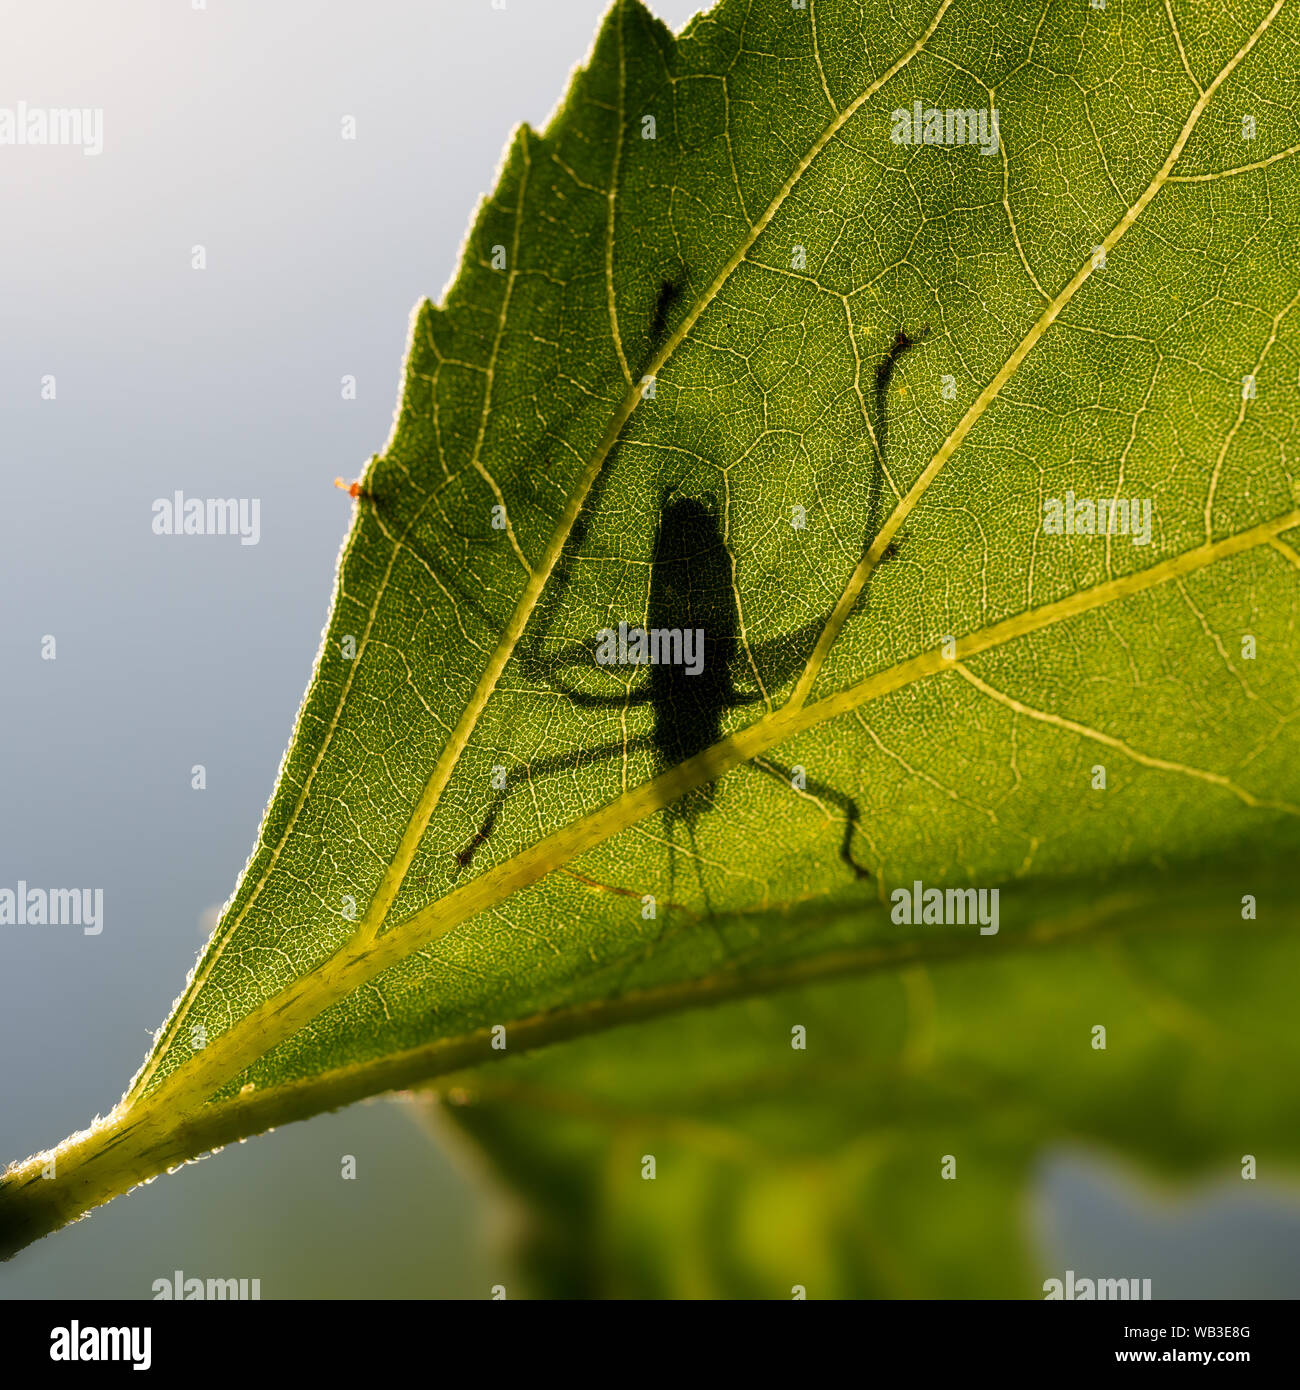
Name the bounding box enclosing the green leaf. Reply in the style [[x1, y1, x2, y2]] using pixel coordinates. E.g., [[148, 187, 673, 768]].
[[429, 853, 1300, 1297], [4, 0, 1300, 1276]]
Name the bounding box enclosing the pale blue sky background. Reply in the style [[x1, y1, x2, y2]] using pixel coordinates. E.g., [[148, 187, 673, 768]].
[[1, 0, 1297, 1299]]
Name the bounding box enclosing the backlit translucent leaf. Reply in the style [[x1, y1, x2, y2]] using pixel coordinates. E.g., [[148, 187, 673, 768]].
[[3, 0, 1298, 1287]]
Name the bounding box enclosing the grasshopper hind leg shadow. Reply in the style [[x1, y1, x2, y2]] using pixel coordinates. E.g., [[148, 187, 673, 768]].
[[752, 757, 873, 882]]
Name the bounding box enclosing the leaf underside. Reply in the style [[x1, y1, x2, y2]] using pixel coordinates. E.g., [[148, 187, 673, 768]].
[[5, 0, 1300, 1291]]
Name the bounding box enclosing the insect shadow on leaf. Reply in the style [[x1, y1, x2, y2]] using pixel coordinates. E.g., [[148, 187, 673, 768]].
[[453, 495, 875, 948], [450, 318, 932, 951], [866, 322, 929, 556], [647, 274, 685, 354]]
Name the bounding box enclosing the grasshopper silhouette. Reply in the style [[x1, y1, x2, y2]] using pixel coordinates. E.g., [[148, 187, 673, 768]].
[[454, 489, 873, 893], [452, 321, 929, 900]]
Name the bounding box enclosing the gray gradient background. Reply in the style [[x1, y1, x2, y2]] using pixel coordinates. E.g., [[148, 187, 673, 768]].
[[1, 0, 1297, 1299]]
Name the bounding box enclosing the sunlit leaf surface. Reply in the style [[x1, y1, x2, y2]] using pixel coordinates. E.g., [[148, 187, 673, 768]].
[[3, 0, 1299, 1291]]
